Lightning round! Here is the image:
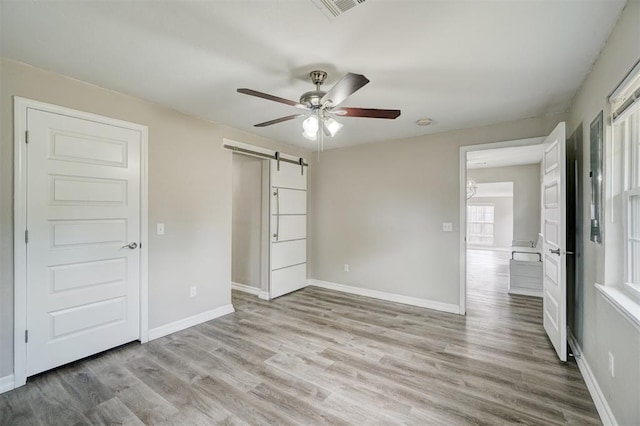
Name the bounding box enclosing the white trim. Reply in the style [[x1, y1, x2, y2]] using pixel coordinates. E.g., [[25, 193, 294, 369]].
[[595, 284, 640, 331], [140, 124, 150, 344], [459, 147, 467, 315], [508, 288, 543, 298], [258, 291, 271, 300], [567, 330, 618, 426], [13, 98, 28, 388], [148, 304, 235, 341], [12, 97, 149, 387], [459, 136, 545, 316], [609, 59, 640, 104], [232, 282, 262, 296], [0, 375, 15, 394], [308, 279, 459, 314]]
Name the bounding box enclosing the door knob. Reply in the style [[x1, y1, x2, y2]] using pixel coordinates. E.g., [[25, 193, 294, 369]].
[[549, 248, 561, 255], [121, 242, 138, 250]]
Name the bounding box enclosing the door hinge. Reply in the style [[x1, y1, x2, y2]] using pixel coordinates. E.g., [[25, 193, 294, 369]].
[[25, 130, 29, 144], [25, 330, 28, 343], [25, 230, 29, 244]]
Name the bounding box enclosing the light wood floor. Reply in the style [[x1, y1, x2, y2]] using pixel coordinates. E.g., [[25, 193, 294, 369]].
[[1, 250, 599, 425]]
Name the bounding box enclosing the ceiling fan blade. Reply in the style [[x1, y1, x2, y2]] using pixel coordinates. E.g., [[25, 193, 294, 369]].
[[237, 88, 308, 110], [320, 73, 370, 107], [332, 107, 401, 119], [254, 114, 305, 127]]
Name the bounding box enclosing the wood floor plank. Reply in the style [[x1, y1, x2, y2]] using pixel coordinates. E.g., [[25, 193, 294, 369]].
[[24, 374, 92, 425], [1, 249, 600, 424], [0, 386, 41, 426], [115, 383, 179, 424], [82, 397, 145, 426], [124, 356, 232, 423]]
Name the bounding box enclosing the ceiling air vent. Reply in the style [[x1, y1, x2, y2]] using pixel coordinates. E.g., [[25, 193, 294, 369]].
[[311, 0, 366, 19]]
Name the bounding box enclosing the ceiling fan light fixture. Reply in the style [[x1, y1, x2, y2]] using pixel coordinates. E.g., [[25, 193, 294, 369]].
[[237, 69, 401, 145], [302, 129, 317, 141], [303, 115, 319, 134], [324, 117, 343, 137], [302, 115, 319, 140]]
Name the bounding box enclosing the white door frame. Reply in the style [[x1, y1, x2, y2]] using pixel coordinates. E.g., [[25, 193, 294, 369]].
[[13, 97, 149, 388], [459, 136, 544, 315]]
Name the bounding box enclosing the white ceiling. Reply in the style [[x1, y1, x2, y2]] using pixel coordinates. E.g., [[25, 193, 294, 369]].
[[0, 0, 626, 150], [467, 143, 544, 169]]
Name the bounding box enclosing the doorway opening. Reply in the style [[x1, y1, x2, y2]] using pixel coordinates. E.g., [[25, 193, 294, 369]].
[[231, 153, 270, 300], [226, 140, 309, 301], [460, 122, 569, 362], [460, 137, 545, 315]]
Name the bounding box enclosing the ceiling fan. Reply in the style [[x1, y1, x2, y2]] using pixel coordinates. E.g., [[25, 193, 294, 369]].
[[237, 70, 401, 146]]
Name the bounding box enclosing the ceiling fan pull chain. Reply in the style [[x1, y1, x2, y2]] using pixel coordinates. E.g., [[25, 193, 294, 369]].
[[299, 158, 304, 175], [275, 151, 280, 171]]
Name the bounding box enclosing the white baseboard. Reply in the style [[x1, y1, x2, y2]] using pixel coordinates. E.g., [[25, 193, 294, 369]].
[[232, 282, 261, 296], [567, 330, 617, 426], [508, 288, 542, 298], [148, 304, 235, 341], [0, 374, 15, 394], [308, 279, 460, 314], [232, 282, 270, 300]]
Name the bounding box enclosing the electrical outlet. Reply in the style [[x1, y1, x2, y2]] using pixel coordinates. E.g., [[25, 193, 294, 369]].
[[344, 264, 350, 272], [190, 286, 197, 297], [608, 352, 615, 377], [442, 222, 453, 232], [157, 223, 165, 235]]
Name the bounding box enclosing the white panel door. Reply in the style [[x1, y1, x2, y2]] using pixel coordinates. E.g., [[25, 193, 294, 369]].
[[542, 122, 567, 362], [270, 160, 307, 299], [26, 109, 142, 376]]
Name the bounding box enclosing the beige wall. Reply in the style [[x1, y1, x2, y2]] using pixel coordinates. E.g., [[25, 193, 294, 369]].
[[309, 114, 564, 305], [232, 154, 264, 288], [566, 1, 640, 424], [467, 196, 513, 249], [0, 58, 310, 378], [468, 165, 540, 244]]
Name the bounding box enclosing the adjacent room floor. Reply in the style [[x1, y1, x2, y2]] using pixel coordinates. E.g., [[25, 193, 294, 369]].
[[1, 257, 599, 425]]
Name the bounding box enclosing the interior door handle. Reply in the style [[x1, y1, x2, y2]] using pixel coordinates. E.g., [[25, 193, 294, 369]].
[[549, 248, 561, 255], [121, 242, 138, 250]]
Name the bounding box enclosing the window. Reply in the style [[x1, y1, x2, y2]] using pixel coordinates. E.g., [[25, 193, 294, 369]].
[[611, 62, 640, 298], [467, 204, 495, 246], [618, 107, 640, 288]]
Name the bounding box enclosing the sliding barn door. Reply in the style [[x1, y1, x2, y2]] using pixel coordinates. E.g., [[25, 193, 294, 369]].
[[270, 160, 307, 299]]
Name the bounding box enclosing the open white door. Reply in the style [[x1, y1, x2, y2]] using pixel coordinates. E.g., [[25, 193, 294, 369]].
[[542, 122, 567, 361], [270, 159, 307, 299]]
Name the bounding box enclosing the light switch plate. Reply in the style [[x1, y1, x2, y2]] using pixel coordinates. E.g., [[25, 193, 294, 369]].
[[442, 222, 453, 232], [157, 223, 165, 235]]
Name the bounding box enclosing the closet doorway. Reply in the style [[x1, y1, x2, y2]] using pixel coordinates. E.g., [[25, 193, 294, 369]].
[[228, 141, 309, 300], [231, 153, 269, 299]]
